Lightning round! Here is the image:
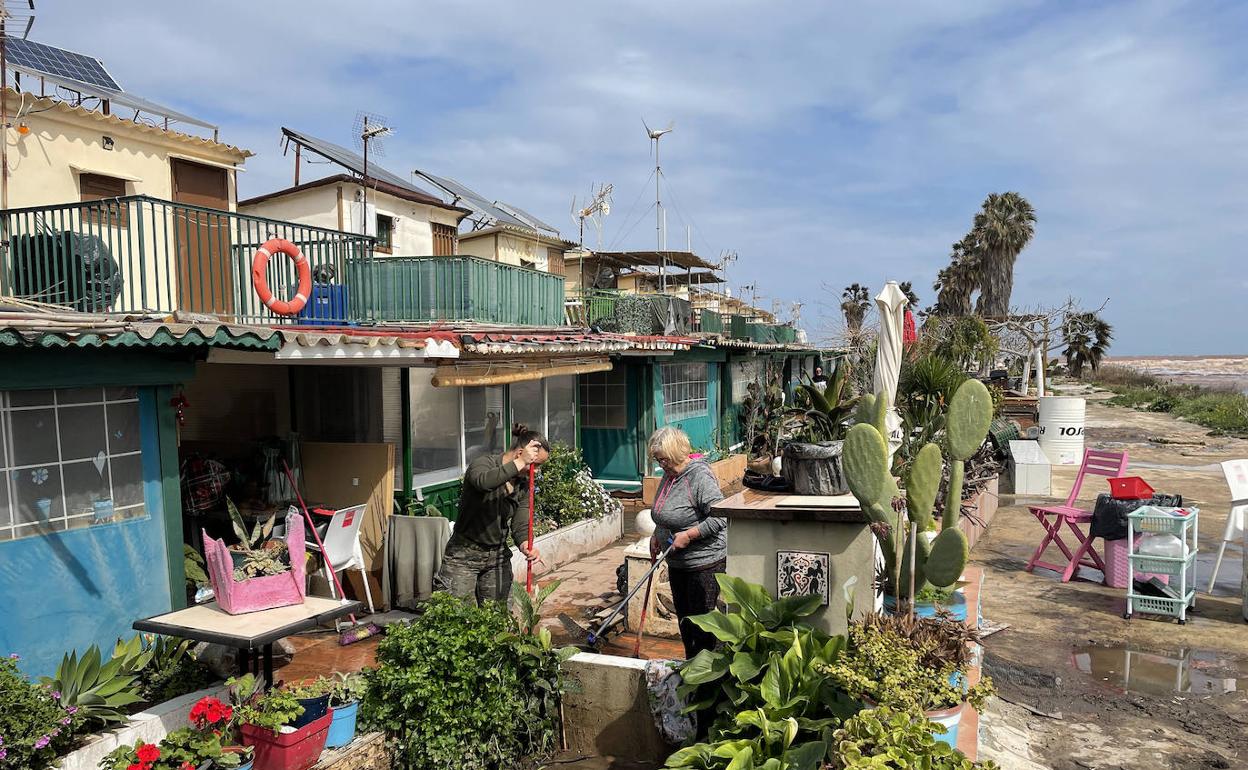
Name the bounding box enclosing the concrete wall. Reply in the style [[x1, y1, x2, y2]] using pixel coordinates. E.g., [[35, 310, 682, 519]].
[[509, 510, 623, 578], [240, 182, 461, 253], [562, 652, 672, 762], [726, 518, 876, 638], [6, 92, 243, 209], [459, 228, 569, 270]]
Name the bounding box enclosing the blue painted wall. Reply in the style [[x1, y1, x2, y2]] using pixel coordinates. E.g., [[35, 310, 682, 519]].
[[0, 389, 171, 678]]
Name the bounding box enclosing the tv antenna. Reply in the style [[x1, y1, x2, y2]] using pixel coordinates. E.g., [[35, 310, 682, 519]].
[[571, 183, 613, 292], [643, 118, 673, 290], [790, 301, 805, 325], [352, 111, 392, 237]]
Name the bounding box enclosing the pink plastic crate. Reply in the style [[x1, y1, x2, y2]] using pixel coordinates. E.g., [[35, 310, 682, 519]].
[[1103, 536, 1169, 589]]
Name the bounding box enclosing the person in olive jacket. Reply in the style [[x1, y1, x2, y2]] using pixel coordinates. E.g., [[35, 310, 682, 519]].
[[435, 424, 549, 604]]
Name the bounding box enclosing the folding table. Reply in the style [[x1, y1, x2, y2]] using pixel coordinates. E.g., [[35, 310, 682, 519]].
[[134, 597, 362, 687]]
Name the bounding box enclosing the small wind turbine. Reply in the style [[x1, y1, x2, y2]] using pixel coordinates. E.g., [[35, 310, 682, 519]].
[[353, 111, 393, 237], [643, 118, 674, 289]]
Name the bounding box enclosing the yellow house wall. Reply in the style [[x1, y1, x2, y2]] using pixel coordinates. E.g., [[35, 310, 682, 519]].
[[6, 101, 242, 209], [240, 181, 461, 255], [459, 229, 568, 270]]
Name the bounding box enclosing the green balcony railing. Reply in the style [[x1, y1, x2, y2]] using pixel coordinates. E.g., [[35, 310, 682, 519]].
[[362, 254, 566, 326], [564, 289, 620, 327], [2, 195, 375, 324]]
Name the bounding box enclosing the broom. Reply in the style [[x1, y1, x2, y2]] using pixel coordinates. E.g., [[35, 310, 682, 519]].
[[281, 462, 381, 646], [526, 464, 536, 594]]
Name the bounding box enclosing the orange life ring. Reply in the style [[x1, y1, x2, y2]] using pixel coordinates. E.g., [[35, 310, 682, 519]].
[[251, 238, 312, 316]]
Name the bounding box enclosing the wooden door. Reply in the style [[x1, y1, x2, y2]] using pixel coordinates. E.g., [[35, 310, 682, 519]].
[[172, 159, 234, 316]]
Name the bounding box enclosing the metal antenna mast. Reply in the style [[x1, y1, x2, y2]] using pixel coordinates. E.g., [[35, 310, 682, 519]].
[[353, 112, 392, 238], [643, 119, 673, 290], [572, 182, 612, 290]]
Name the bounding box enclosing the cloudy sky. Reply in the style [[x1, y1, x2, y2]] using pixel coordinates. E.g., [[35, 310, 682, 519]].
[[33, 1, 1247, 354]]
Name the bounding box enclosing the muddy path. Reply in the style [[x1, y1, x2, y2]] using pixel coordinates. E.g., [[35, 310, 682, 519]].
[[976, 386, 1248, 769]]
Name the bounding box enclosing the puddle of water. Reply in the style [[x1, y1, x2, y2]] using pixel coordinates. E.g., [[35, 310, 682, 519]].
[[1070, 644, 1246, 696]]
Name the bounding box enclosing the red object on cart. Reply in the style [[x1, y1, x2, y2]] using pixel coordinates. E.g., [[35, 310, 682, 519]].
[[242, 710, 331, 770], [1108, 476, 1154, 500]]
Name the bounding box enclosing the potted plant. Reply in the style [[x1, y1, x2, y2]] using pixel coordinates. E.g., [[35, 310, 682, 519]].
[[818, 620, 995, 749], [740, 374, 786, 473], [323, 672, 367, 749], [285, 679, 332, 729], [203, 507, 306, 615], [229, 674, 330, 770], [102, 695, 254, 770], [842, 379, 992, 617], [782, 362, 859, 494]]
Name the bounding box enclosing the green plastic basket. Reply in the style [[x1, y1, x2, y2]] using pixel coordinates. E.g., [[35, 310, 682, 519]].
[[1128, 552, 1195, 576], [1128, 506, 1197, 536], [1127, 591, 1194, 618]]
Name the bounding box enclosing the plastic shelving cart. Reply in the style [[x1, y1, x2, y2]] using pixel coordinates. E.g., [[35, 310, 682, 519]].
[[1124, 506, 1199, 623]]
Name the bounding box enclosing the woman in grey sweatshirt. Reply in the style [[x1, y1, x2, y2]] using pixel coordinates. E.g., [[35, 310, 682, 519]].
[[647, 427, 727, 658]]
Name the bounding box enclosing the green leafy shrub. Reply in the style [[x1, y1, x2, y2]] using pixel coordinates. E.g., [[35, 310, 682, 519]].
[[818, 623, 995, 715], [828, 706, 999, 769], [1095, 368, 1248, 435], [39, 636, 151, 727], [360, 591, 575, 770], [0, 654, 81, 770], [667, 575, 852, 768], [533, 443, 622, 534]]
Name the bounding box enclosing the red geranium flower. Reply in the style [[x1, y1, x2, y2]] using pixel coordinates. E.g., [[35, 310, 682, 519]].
[[135, 743, 161, 763], [190, 696, 231, 728], [126, 764, 143, 770]]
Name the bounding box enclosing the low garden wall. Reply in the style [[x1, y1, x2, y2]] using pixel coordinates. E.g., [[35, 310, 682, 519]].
[[561, 652, 671, 762], [55, 684, 229, 770], [958, 475, 1000, 551], [312, 731, 390, 769], [508, 509, 623, 578]]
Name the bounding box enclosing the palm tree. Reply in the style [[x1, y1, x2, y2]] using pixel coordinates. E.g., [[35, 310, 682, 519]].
[[933, 238, 978, 316], [1062, 312, 1113, 378], [841, 283, 871, 333], [898, 281, 920, 310], [970, 192, 1036, 319]]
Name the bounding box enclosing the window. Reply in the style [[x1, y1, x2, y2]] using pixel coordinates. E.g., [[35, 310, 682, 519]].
[[662, 362, 709, 422], [510, 379, 543, 437], [0, 387, 148, 542], [731, 358, 764, 405], [546, 376, 577, 446], [463, 386, 504, 464], [409, 372, 462, 486], [432, 223, 457, 256], [79, 173, 128, 227], [580, 368, 627, 429], [375, 214, 394, 253]]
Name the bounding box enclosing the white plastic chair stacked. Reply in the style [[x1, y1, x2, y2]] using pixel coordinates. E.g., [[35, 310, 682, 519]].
[[306, 503, 375, 614], [1207, 460, 1248, 610]]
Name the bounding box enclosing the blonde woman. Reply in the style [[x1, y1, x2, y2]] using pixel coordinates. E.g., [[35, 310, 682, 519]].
[[647, 427, 727, 658]]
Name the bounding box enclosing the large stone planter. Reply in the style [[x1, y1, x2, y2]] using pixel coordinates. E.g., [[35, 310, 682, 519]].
[[509, 510, 623, 578]]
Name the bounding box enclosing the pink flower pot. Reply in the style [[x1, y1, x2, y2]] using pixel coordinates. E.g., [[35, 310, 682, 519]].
[[204, 510, 306, 615]]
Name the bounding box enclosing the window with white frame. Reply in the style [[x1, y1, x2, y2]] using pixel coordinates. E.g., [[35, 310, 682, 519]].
[[661, 362, 709, 422], [580, 368, 627, 429], [510, 376, 578, 448], [0, 387, 148, 542], [730, 358, 764, 404]]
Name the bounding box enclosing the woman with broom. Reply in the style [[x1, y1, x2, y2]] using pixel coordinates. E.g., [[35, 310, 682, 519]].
[[435, 423, 549, 605]]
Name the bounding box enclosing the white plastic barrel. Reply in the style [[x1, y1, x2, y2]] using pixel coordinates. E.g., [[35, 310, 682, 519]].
[[1038, 396, 1086, 465]]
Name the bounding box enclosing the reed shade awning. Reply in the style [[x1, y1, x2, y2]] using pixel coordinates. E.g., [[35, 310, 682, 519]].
[[431, 357, 612, 387]]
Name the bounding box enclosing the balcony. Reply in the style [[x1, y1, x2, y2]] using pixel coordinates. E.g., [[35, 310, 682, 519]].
[[1, 196, 566, 327]]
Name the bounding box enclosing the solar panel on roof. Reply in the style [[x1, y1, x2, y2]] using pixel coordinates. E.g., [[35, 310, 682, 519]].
[[494, 200, 558, 234], [412, 170, 530, 229], [4, 37, 120, 91], [282, 127, 439, 197]]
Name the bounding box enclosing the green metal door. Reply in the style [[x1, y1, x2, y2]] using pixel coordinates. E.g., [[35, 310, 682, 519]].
[[580, 363, 646, 481]]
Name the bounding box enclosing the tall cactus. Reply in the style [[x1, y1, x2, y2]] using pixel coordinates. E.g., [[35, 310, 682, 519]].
[[843, 379, 993, 600]]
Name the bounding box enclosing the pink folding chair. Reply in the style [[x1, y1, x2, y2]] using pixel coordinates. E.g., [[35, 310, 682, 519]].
[[1025, 449, 1129, 582]]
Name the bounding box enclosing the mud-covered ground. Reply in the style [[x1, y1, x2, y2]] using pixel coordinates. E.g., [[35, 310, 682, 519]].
[[977, 384, 1248, 769]]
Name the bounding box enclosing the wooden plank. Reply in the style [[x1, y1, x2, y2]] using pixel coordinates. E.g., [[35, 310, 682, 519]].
[[714, 489, 868, 523]]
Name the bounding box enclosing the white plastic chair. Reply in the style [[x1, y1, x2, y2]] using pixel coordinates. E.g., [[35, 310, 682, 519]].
[[305, 504, 375, 613], [1207, 460, 1248, 592]]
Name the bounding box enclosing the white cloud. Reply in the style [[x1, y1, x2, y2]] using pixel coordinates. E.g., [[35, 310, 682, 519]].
[[28, 0, 1247, 353]]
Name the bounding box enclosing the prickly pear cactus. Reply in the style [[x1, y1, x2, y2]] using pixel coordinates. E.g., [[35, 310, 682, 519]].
[[842, 378, 992, 599]]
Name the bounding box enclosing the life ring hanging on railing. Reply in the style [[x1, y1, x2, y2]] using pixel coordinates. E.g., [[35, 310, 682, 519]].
[[251, 238, 312, 316]]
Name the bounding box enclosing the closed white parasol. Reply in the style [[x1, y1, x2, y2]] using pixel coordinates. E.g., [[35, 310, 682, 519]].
[[873, 281, 908, 457]]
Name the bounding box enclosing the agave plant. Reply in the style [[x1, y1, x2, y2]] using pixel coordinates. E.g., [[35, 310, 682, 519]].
[[791, 360, 860, 443], [40, 636, 153, 725], [227, 499, 289, 580]]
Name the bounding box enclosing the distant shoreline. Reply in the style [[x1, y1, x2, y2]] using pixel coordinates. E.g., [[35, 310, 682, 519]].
[[1105, 355, 1248, 394], [1108, 354, 1248, 361]]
